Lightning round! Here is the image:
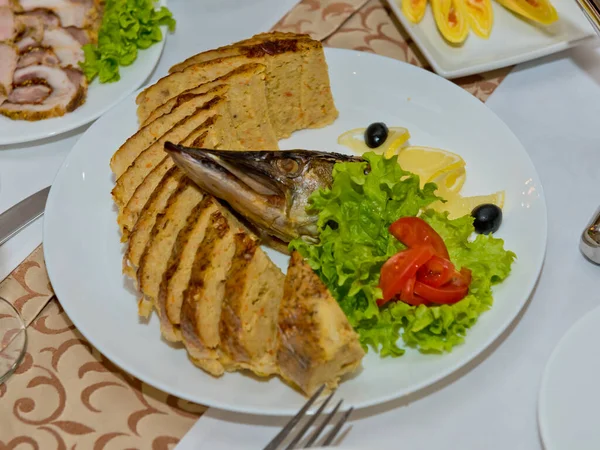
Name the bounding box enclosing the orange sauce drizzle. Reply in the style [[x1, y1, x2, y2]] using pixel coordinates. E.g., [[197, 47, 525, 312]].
[[448, 4, 457, 26]]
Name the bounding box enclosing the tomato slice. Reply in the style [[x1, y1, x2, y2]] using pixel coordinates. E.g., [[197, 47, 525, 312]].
[[417, 255, 455, 288], [413, 267, 472, 304], [400, 276, 418, 304], [403, 293, 430, 307], [379, 216, 472, 308], [389, 217, 450, 259], [456, 267, 472, 286], [378, 246, 435, 306], [401, 277, 431, 306], [413, 281, 468, 304]]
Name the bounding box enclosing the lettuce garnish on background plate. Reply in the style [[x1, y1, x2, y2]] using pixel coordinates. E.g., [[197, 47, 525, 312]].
[[290, 152, 516, 356], [80, 0, 176, 83]]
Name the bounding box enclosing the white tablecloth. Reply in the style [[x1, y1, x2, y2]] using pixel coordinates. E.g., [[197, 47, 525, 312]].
[[2, 1, 599, 449]]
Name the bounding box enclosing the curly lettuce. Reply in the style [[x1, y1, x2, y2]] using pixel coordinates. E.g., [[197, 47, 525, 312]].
[[80, 0, 176, 83], [290, 152, 516, 356]]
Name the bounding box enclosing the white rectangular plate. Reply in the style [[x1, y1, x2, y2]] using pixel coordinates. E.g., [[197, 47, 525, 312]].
[[386, 0, 596, 79]]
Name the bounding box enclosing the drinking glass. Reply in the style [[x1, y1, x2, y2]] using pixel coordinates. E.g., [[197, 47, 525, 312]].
[[0, 296, 27, 384]]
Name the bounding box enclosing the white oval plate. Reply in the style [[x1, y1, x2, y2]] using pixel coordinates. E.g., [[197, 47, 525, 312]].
[[43, 48, 547, 415], [538, 305, 600, 450], [0, 2, 168, 146]]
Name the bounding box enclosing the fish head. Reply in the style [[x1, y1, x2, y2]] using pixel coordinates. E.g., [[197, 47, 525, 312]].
[[164, 143, 361, 243]]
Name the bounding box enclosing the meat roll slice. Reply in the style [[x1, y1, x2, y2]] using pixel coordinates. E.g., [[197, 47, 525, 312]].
[[0, 65, 86, 120]]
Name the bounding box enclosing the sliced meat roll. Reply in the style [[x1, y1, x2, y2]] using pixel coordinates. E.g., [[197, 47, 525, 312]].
[[0, 43, 17, 105], [19, 9, 61, 28], [0, 65, 86, 120], [15, 12, 44, 42], [17, 47, 60, 68], [18, 0, 97, 28], [8, 84, 51, 103], [42, 27, 84, 67], [64, 26, 89, 45], [0, 6, 16, 41]]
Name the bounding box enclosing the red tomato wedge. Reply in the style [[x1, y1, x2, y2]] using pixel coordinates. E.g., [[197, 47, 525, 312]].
[[378, 217, 472, 307], [389, 217, 450, 259], [413, 282, 467, 304], [399, 277, 430, 307], [378, 245, 435, 306], [417, 255, 455, 288], [414, 267, 472, 304], [400, 276, 416, 303]]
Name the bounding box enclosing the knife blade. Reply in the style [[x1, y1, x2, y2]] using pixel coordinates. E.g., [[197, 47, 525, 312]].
[[576, 0, 600, 36], [580, 206, 600, 264], [0, 186, 51, 246]]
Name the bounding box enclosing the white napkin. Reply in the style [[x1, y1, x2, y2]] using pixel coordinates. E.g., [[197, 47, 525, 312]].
[[174, 408, 285, 450], [174, 407, 369, 449]]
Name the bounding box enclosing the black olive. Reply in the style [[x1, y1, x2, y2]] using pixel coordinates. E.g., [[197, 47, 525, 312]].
[[364, 122, 389, 148], [325, 220, 339, 230], [471, 204, 503, 234]]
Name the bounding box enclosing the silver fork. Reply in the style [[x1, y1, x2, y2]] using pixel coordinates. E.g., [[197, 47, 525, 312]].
[[263, 385, 354, 450]]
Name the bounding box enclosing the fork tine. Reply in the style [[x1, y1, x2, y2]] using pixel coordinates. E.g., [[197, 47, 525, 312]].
[[320, 407, 354, 447], [262, 385, 326, 450], [284, 390, 335, 450], [303, 399, 343, 448]]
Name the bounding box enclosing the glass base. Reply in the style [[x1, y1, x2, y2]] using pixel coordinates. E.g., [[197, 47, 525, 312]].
[[0, 297, 27, 384]]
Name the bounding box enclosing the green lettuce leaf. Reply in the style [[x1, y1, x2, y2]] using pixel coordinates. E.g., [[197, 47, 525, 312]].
[[80, 0, 176, 83], [290, 152, 516, 356], [80, 44, 100, 81]]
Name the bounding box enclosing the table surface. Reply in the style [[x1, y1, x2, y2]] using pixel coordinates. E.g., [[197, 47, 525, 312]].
[[1, 1, 599, 449]]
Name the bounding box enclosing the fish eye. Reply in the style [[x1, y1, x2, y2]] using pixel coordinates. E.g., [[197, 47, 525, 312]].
[[275, 158, 301, 177]]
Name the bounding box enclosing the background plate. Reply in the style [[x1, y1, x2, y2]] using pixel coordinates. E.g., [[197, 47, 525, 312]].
[[386, 0, 595, 79], [43, 49, 547, 415], [0, 0, 168, 146], [538, 304, 600, 450]]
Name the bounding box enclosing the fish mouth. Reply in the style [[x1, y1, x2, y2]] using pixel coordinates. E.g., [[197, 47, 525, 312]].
[[166, 143, 285, 196]]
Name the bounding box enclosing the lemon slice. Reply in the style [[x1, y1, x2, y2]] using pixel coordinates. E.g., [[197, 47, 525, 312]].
[[430, 166, 466, 196], [396, 145, 466, 186], [431, 190, 505, 219], [337, 127, 411, 155]]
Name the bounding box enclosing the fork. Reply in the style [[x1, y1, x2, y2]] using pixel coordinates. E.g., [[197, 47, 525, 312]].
[[263, 385, 354, 450]]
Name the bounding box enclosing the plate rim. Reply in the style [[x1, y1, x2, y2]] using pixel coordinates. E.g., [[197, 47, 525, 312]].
[[0, 0, 169, 146], [43, 48, 548, 415], [384, 0, 595, 79], [537, 303, 600, 450]]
